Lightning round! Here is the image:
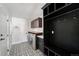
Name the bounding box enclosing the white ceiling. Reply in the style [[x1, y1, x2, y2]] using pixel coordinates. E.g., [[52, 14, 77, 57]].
[[1, 3, 45, 19]]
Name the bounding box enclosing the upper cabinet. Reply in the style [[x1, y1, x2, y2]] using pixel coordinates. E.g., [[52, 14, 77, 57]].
[[42, 3, 71, 17], [31, 17, 42, 28]]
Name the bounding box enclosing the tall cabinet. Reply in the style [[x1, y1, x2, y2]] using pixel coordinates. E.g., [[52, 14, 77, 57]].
[[42, 3, 79, 56]]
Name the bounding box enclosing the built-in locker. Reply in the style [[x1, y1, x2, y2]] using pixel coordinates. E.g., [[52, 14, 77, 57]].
[[42, 3, 79, 56]]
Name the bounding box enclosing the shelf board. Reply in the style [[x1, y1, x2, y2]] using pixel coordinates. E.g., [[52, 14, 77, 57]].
[[44, 3, 72, 18]]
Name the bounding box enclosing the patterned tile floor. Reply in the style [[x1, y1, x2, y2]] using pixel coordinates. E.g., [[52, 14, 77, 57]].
[[9, 42, 44, 56]]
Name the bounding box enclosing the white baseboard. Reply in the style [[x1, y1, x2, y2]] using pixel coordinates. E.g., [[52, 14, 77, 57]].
[[12, 40, 28, 45]]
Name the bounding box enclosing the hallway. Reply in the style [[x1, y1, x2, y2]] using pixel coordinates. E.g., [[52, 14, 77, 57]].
[[0, 3, 44, 56], [9, 42, 44, 56]]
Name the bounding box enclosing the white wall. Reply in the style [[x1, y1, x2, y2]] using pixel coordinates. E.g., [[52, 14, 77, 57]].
[[10, 17, 28, 44], [9, 4, 44, 45], [28, 5, 43, 32]]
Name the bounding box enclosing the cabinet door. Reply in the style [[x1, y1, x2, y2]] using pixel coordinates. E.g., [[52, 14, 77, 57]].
[[31, 18, 42, 28], [35, 20, 39, 28], [36, 37, 39, 49], [39, 18, 42, 27], [38, 37, 44, 52]]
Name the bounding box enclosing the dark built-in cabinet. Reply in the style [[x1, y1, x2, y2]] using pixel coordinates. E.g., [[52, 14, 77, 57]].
[[37, 37, 44, 52], [31, 17, 42, 28], [42, 3, 79, 56]]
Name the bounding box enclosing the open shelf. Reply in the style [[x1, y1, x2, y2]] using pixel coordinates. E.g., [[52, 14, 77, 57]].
[[49, 3, 54, 13], [43, 7, 48, 16], [56, 3, 65, 10]]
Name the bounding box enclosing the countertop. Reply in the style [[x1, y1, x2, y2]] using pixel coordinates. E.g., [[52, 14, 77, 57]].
[[37, 35, 43, 39], [28, 31, 43, 35]]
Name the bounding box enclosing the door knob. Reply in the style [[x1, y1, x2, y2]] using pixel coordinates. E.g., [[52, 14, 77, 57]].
[[0, 38, 5, 41], [0, 34, 3, 36]]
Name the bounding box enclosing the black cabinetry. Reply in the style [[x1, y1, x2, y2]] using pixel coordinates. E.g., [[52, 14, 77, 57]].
[[56, 3, 65, 9], [37, 37, 44, 53], [42, 3, 79, 56]]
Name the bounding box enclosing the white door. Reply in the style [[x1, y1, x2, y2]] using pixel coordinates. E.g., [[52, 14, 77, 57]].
[[0, 5, 10, 56]]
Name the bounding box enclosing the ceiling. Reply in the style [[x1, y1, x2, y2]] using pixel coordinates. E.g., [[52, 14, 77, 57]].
[[1, 3, 45, 19]]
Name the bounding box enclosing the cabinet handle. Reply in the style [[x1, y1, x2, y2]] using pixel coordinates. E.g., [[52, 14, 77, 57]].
[[52, 30, 54, 34]]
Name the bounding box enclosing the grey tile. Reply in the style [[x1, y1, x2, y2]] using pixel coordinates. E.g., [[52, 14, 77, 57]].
[[10, 42, 44, 56]]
